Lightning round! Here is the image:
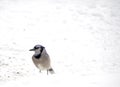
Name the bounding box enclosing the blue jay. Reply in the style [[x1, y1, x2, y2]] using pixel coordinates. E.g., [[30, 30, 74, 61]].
[[29, 45, 55, 75]]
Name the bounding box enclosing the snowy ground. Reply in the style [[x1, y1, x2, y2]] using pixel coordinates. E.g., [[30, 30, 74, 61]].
[[0, 0, 120, 87]]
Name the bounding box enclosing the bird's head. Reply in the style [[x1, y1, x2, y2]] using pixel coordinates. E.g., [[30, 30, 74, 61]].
[[29, 45, 45, 53]]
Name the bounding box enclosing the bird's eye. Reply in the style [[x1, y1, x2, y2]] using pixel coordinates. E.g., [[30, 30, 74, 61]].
[[34, 46, 39, 49]]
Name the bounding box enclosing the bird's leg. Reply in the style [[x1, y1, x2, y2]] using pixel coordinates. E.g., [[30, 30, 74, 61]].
[[47, 70, 49, 75], [39, 70, 41, 73]]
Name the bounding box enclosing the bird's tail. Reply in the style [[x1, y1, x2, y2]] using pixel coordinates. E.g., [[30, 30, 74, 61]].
[[47, 68, 55, 74]]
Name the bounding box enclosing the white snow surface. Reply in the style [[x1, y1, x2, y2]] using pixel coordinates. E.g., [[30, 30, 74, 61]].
[[0, 0, 120, 87]]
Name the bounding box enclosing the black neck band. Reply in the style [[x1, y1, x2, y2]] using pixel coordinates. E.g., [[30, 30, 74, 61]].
[[34, 47, 44, 59]]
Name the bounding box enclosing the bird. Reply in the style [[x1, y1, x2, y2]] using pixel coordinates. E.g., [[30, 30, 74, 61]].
[[29, 44, 55, 75]]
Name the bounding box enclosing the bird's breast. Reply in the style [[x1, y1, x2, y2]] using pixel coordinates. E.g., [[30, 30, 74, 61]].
[[32, 56, 51, 70]]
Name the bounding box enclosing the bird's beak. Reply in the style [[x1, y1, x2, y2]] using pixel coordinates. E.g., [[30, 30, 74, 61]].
[[29, 48, 35, 51]]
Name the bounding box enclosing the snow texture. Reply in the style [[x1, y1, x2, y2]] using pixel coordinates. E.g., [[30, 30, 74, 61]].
[[0, 0, 120, 87]]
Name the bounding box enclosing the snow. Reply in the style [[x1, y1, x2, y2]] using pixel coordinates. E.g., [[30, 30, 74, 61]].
[[0, 0, 120, 87]]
